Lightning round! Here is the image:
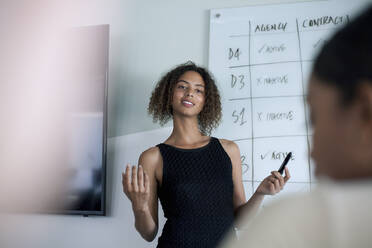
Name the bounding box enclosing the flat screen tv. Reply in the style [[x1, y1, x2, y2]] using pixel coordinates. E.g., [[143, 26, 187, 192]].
[[55, 24, 109, 216], [1, 22, 109, 216]]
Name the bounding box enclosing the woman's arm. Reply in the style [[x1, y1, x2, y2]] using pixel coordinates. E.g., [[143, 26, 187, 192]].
[[238, 167, 290, 223], [122, 147, 160, 242], [221, 140, 259, 222], [221, 140, 290, 228]]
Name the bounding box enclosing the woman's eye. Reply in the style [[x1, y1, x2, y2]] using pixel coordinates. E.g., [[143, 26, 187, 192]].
[[196, 89, 203, 94], [178, 85, 186, 89]]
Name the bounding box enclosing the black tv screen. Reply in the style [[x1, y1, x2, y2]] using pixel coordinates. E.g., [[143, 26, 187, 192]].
[[0, 21, 109, 215], [54, 24, 109, 216]]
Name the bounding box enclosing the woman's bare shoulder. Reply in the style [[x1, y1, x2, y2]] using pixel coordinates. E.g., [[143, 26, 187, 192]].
[[217, 138, 239, 151], [138, 146, 162, 170], [216, 138, 242, 174]]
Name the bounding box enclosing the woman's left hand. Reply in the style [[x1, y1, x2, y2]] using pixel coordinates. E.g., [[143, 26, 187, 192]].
[[255, 167, 290, 195]]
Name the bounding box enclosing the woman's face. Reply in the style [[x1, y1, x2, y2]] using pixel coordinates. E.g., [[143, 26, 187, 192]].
[[171, 71, 206, 117], [308, 74, 372, 180]]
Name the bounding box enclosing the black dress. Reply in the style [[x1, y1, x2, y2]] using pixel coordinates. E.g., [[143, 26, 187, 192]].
[[156, 136, 237, 248]]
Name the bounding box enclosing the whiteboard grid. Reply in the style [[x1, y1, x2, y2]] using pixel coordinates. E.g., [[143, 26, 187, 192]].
[[234, 19, 313, 198], [208, 0, 368, 207]]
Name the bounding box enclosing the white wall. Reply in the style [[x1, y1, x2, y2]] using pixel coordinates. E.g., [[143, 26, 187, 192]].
[[1, 0, 317, 247], [30, 0, 310, 139]]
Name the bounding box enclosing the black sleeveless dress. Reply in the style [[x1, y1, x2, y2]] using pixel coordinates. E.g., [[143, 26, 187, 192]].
[[155, 136, 237, 248]]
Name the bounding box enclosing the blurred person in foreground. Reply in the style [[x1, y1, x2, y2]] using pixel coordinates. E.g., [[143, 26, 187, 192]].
[[219, 5, 372, 248]]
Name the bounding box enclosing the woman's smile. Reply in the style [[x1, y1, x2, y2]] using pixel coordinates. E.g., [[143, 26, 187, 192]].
[[181, 100, 194, 108]]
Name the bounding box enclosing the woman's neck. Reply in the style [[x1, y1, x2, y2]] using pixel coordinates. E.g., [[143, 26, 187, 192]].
[[167, 115, 206, 146]]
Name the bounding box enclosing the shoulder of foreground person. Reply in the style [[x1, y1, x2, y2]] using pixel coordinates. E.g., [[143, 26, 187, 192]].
[[219, 180, 372, 248], [218, 187, 329, 248]]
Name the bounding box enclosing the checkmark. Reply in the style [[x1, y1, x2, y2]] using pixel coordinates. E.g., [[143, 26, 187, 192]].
[[260, 150, 271, 160], [258, 43, 266, 54], [313, 38, 325, 49]]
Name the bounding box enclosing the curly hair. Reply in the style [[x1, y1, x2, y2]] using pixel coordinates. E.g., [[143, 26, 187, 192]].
[[148, 61, 222, 135]]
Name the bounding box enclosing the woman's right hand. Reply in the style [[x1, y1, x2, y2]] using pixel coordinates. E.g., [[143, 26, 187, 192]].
[[122, 164, 150, 212]]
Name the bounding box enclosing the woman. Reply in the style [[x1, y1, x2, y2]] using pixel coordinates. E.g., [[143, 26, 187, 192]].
[[122, 62, 290, 247]]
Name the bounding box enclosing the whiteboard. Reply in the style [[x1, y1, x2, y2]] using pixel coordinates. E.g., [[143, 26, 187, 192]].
[[208, 0, 369, 208]]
